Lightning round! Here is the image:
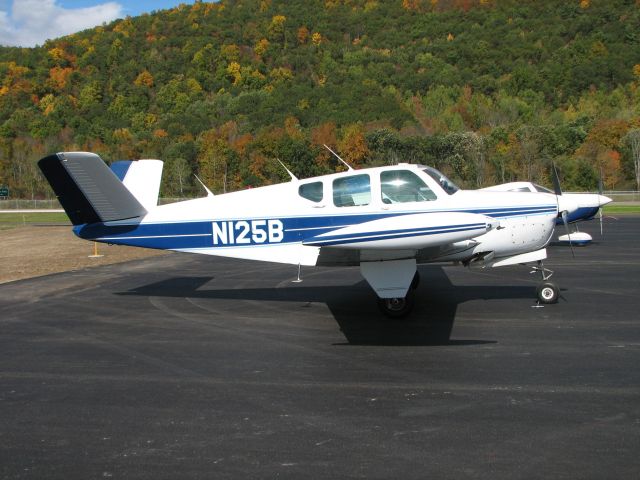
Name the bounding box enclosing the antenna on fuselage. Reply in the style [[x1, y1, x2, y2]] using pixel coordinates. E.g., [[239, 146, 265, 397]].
[[276, 158, 298, 181], [323, 144, 354, 171], [194, 174, 214, 197]]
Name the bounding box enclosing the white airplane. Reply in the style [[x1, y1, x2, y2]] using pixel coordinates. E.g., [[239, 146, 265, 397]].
[[39, 151, 584, 317], [481, 181, 612, 245]]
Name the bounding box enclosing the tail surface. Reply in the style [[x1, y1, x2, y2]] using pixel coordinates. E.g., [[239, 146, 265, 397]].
[[38, 152, 147, 225], [110, 159, 163, 211]]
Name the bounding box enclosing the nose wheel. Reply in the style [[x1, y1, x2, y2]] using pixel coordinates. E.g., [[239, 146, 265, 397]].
[[531, 260, 560, 304], [536, 281, 559, 304]]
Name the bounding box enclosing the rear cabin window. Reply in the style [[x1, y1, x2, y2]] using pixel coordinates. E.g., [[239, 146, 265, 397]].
[[333, 174, 371, 207], [298, 181, 323, 203], [533, 184, 553, 194], [380, 170, 437, 203]]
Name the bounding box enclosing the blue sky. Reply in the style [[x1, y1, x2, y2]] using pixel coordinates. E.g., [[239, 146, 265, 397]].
[[0, 0, 197, 47], [54, 0, 197, 17]]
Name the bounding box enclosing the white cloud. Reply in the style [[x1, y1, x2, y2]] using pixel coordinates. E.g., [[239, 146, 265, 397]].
[[0, 0, 123, 47]]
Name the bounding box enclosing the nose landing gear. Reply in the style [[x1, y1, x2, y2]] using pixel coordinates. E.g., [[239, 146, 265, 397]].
[[537, 281, 559, 304], [531, 260, 559, 304]]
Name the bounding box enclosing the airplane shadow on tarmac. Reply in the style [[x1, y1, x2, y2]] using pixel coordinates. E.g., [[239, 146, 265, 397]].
[[117, 266, 533, 347]]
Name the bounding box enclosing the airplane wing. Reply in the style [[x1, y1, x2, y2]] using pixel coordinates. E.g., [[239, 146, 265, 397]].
[[304, 212, 497, 251], [312, 212, 498, 272], [305, 212, 498, 302]]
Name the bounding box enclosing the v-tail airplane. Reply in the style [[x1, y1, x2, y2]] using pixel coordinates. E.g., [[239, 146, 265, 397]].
[[39, 151, 583, 317]]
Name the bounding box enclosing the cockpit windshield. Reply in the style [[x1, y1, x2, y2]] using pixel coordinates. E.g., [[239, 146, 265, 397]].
[[422, 167, 460, 195]]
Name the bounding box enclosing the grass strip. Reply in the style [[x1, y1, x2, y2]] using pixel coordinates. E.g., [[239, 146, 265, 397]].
[[0, 212, 71, 226], [603, 205, 640, 215]]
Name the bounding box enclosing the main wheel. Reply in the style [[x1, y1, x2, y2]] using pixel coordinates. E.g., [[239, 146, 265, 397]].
[[378, 293, 415, 318], [536, 281, 559, 304], [411, 271, 420, 290]]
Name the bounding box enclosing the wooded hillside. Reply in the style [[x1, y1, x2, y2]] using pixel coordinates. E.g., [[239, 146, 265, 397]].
[[1, 0, 639, 198]]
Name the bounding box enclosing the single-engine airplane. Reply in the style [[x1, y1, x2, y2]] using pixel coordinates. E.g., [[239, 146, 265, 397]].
[[481, 181, 612, 245], [39, 151, 584, 317]]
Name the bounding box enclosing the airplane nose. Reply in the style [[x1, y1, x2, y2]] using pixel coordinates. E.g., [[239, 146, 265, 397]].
[[557, 195, 579, 215], [598, 194, 613, 206]]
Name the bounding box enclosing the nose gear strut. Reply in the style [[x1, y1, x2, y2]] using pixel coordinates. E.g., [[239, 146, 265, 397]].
[[530, 260, 559, 304]]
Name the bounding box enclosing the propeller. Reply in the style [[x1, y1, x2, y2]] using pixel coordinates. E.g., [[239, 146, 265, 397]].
[[551, 163, 562, 198], [598, 170, 604, 236], [551, 163, 575, 258]]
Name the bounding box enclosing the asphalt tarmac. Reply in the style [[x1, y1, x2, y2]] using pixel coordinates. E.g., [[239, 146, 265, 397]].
[[1, 216, 639, 479]]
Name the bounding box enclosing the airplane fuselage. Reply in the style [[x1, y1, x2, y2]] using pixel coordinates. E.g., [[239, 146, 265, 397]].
[[75, 164, 558, 268], [40, 153, 574, 313]]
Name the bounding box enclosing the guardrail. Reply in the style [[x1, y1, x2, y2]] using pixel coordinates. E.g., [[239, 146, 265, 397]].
[[0, 198, 190, 209], [601, 191, 640, 202], [561, 191, 640, 202], [1, 193, 639, 210], [0, 199, 62, 209]]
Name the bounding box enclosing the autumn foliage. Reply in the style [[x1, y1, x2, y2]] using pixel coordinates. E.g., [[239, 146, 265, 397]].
[[0, 0, 639, 198]]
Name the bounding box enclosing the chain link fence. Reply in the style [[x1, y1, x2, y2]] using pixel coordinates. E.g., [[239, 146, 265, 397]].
[[1, 193, 639, 210], [0, 198, 190, 210], [602, 191, 640, 202]]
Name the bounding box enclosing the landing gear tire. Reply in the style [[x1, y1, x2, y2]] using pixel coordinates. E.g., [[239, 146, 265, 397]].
[[411, 271, 420, 290], [537, 281, 559, 304], [378, 292, 415, 318]]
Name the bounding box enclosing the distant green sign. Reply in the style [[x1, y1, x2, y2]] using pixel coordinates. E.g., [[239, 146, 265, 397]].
[[0, 187, 8, 197]]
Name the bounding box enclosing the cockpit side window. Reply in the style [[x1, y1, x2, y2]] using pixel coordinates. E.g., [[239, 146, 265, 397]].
[[422, 167, 460, 195], [333, 174, 371, 207], [380, 170, 437, 204], [299, 181, 323, 203]]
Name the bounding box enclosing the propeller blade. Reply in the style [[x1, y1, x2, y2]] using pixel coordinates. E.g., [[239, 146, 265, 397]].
[[598, 169, 604, 237], [598, 175, 604, 196], [551, 163, 562, 196], [599, 207, 603, 236], [561, 210, 575, 258]]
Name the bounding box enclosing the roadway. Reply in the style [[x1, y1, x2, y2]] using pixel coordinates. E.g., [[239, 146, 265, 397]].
[[1, 216, 639, 479]]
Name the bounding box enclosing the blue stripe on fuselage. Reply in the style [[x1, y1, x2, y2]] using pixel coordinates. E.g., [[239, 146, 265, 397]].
[[74, 205, 556, 250]]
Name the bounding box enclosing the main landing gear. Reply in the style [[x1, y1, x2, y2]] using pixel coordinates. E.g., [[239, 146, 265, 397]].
[[377, 272, 420, 318], [531, 260, 559, 304]]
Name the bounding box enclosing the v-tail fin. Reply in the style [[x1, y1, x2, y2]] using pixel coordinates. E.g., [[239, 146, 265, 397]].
[[38, 152, 148, 226], [110, 159, 163, 211]]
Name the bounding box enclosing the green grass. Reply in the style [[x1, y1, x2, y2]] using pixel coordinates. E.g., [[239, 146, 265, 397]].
[[0, 212, 71, 229], [603, 204, 640, 215]]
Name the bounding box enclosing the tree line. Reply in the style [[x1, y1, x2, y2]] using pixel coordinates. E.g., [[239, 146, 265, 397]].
[[0, 0, 639, 199]]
